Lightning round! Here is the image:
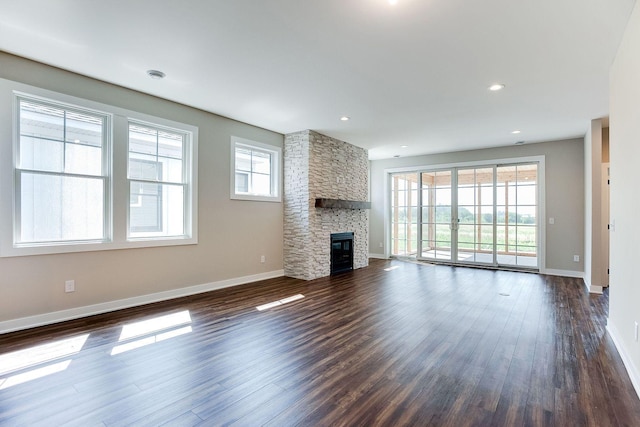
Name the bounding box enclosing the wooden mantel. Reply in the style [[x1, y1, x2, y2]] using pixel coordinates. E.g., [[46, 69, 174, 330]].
[[315, 198, 371, 209]]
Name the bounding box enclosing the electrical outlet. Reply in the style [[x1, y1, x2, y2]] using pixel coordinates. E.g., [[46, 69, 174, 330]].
[[379, 242, 383, 248], [573, 255, 580, 262], [65, 280, 75, 293], [635, 321, 638, 342], [260, 255, 265, 263]]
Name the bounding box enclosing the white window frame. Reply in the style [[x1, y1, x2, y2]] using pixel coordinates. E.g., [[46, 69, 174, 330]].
[[0, 78, 198, 257], [126, 120, 194, 241], [13, 94, 112, 247], [230, 136, 281, 202]]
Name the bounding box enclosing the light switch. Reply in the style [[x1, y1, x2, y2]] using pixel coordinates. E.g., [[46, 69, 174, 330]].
[[549, 217, 555, 225]]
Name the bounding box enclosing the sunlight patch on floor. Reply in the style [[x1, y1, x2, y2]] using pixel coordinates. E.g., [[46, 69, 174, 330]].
[[111, 310, 193, 356], [256, 294, 304, 311], [0, 334, 89, 390]]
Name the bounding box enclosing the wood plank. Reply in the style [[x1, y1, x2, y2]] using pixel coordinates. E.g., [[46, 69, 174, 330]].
[[0, 260, 638, 426]]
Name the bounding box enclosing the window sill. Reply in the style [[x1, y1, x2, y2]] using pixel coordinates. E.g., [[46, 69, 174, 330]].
[[231, 193, 282, 203], [0, 236, 198, 258]]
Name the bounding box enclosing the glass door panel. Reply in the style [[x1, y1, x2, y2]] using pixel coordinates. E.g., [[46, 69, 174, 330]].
[[456, 167, 495, 264], [496, 164, 538, 267], [391, 173, 418, 256], [420, 170, 452, 261]]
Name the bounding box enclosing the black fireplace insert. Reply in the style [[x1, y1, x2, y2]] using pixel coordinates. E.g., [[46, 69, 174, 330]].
[[331, 232, 354, 275]]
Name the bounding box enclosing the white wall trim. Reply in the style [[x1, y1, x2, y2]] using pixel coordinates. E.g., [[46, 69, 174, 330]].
[[607, 322, 640, 400], [369, 253, 388, 259], [581, 273, 604, 294], [382, 155, 547, 175], [0, 269, 284, 334], [543, 268, 603, 293], [542, 268, 584, 278], [588, 285, 604, 294]]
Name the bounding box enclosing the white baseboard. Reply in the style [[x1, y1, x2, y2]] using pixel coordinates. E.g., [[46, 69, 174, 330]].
[[581, 274, 604, 294], [543, 269, 602, 293], [587, 285, 604, 294], [541, 268, 584, 279], [0, 269, 284, 334], [607, 322, 640, 400], [369, 253, 388, 259]]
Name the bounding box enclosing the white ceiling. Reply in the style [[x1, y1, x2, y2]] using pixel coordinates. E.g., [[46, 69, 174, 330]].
[[0, 0, 634, 159]]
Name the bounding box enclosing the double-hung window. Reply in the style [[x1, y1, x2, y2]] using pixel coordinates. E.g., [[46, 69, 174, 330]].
[[231, 137, 281, 202], [128, 123, 190, 239], [1, 79, 198, 257], [15, 96, 109, 245]]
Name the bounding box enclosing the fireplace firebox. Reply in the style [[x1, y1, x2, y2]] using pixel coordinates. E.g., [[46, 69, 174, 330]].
[[331, 232, 354, 275]]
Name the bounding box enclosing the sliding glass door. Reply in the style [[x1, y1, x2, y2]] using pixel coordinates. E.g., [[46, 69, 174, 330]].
[[390, 162, 539, 270]]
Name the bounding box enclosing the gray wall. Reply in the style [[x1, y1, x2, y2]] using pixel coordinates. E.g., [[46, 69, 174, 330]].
[[369, 138, 584, 273], [0, 52, 284, 325]]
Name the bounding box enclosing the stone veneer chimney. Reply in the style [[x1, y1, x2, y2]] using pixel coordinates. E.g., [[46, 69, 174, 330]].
[[284, 130, 369, 280]]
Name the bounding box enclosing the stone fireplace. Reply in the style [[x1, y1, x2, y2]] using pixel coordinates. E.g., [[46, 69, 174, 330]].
[[284, 130, 369, 280]]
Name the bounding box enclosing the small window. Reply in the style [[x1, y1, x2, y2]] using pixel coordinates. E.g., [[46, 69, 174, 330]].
[[128, 122, 190, 239], [231, 137, 281, 202], [15, 97, 110, 245]]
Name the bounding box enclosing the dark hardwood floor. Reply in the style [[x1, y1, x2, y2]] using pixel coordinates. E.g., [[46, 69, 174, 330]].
[[1, 259, 639, 426]]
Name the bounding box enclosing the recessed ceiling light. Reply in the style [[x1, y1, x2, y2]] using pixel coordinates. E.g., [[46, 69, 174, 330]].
[[511, 130, 521, 134], [389, 0, 398, 5], [340, 116, 350, 121], [401, 145, 408, 148], [488, 83, 505, 91], [147, 69, 166, 79]]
